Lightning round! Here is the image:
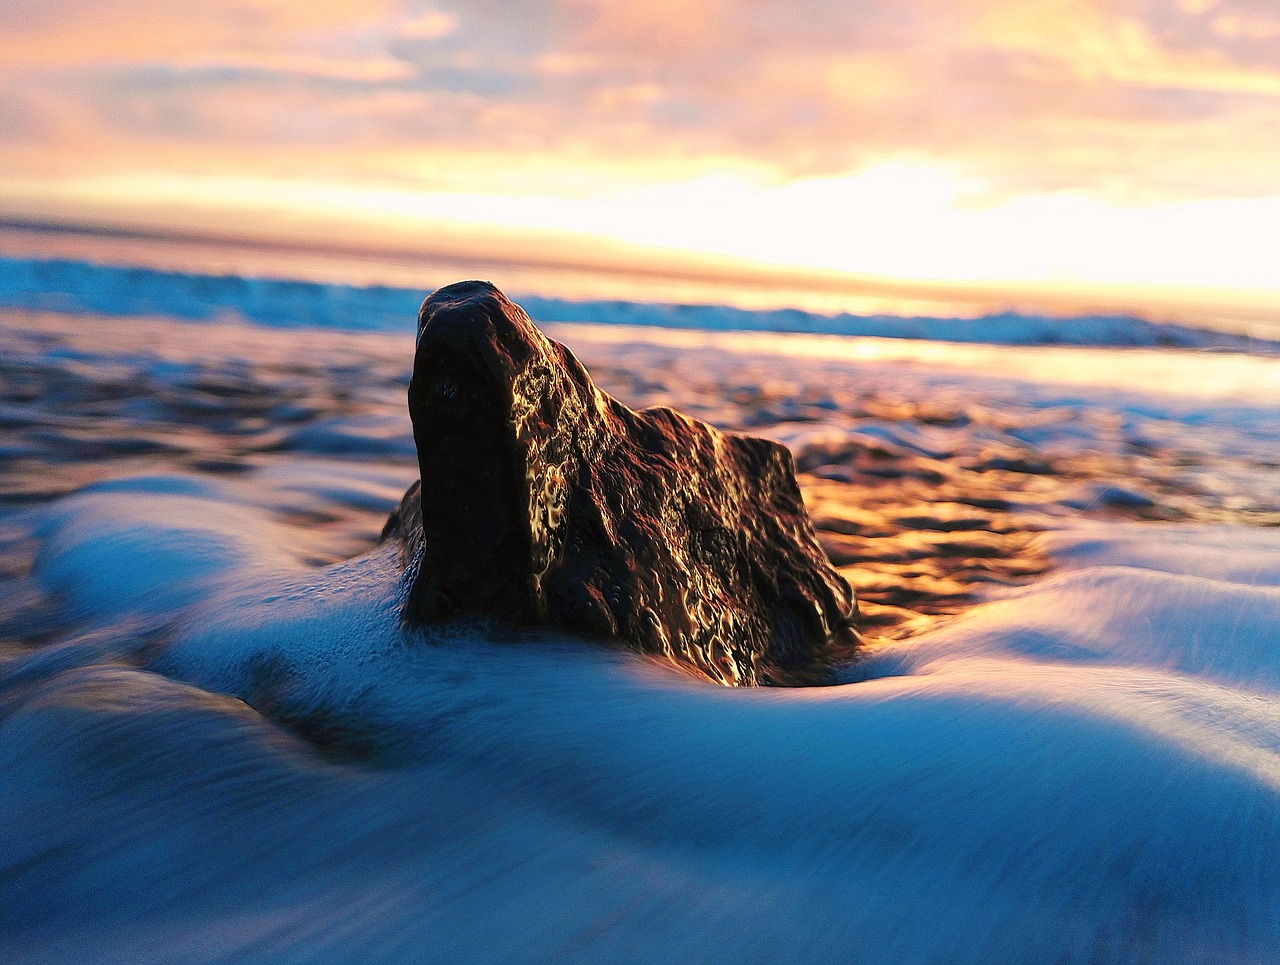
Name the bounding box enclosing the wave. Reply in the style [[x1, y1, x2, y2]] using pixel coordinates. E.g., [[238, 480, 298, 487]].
[[6, 472, 1280, 963], [3, 301, 1280, 961], [3, 255, 1277, 352]]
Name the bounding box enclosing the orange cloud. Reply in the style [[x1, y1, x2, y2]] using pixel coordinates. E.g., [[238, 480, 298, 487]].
[[2, 0, 1279, 276], [0, 0, 403, 67]]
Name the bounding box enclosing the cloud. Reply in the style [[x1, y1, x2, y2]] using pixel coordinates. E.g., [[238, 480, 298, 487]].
[[399, 9, 458, 40], [1, 0, 1279, 202], [0, 0, 405, 67]]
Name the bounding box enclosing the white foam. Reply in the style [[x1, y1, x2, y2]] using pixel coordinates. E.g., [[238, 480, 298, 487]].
[[6, 311, 1280, 962], [31, 475, 291, 622], [1041, 521, 1280, 586], [9, 482, 1280, 962]]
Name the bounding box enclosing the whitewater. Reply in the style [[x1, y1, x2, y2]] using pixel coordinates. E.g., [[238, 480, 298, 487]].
[[2, 258, 1280, 963]]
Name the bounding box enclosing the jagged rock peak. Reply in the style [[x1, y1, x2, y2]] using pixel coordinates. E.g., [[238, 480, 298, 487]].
[[382, 279, 858, 685]]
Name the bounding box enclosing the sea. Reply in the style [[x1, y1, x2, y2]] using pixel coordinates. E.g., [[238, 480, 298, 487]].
[[2, 224, 1279, 963]]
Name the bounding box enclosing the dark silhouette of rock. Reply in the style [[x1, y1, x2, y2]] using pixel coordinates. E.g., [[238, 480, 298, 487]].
[[382, 280, 858, 685]]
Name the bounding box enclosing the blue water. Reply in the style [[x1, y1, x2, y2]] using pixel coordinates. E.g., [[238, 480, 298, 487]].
[[4, 254, 1278, 352], [3, 250, 1280, 962]]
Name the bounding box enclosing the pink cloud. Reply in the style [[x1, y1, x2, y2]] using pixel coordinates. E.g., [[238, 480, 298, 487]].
[[1, 0, 1278, 202]]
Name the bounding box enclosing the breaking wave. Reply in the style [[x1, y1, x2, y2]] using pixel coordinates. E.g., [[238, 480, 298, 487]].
[[4, 254, 1278, 352]]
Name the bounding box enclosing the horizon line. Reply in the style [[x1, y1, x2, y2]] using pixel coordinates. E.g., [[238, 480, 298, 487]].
[[3, 211, 1278, 333]]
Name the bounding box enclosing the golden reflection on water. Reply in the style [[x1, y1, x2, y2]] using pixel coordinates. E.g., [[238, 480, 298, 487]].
[[554, 322, 1280, 401]]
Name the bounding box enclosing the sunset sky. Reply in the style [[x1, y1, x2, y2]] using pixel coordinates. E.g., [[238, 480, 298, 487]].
[[3, 0, 1279, 308]]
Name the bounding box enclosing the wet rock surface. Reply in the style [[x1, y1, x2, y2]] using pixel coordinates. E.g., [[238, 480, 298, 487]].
[[384, 281, 858, 685]]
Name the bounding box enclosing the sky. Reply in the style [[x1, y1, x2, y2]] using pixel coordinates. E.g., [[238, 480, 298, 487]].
[[3, 0, 1279, 308]]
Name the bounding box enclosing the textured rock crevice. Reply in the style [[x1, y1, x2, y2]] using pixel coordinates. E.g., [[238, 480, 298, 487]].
[[383, 280, 858, 685]]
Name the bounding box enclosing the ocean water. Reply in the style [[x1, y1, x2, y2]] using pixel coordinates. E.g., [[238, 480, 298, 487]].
[[2, 257, 1280, 962]]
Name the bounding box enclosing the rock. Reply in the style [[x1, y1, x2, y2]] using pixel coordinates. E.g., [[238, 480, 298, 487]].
[[382, 280, 858, 685]]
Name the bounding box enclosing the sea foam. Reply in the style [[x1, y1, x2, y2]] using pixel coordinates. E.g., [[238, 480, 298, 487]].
[[3, 306, 1280, 963], [4, 467, 1280, 963]]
